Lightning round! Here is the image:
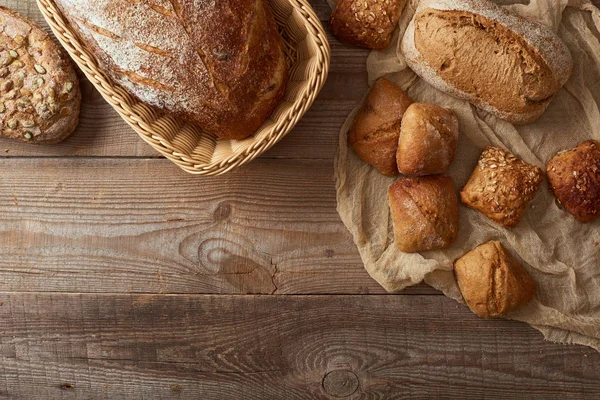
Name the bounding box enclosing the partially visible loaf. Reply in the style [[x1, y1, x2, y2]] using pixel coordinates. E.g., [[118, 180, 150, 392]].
[[0, 6, 81, 144], [397, 102, 459, 175], [330, 0, 408, 49], [547, 140, 600, 223], [388, 175, 459, 253], [54, 0, 287, 140], [401, 0, 573, 125], [348, 77, 413, 176]]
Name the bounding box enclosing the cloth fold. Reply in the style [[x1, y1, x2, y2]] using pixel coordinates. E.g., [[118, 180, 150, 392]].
[[332, 0, 600, 351]]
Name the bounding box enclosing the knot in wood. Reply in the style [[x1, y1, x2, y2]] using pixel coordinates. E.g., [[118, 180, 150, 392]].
[[322, 370, 359, 398], [213, 202, 231, 221]]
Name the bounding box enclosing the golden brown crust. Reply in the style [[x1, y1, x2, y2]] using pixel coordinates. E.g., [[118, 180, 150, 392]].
[[54, 0, 287, 140], [396, 102, 459, 176], [388, 175, 459, 253], [547, 140, 600, 223], [0, 6, 81, 144], [454, 240, 536, 318], [330, 0, 407, 50], [460, 146, 544, 228], [348, 77, 412, 176]]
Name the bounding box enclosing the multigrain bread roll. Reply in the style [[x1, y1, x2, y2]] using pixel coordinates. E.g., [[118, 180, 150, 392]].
[[454, 240, 536, 318], [396, 103, 459, 175], [330, 0, 408, 49], [547, 140, 600, 223], [0, 6, 81, 144], [348, 77, 413, 176], [54, 0, 288, 140], [401, 0, 573, 125], [461, 146, 544, 228], [388, 175, 458, 252]]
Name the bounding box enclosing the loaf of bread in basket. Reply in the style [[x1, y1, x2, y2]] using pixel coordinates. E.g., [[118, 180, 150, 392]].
[[53, 0, 288, 140]]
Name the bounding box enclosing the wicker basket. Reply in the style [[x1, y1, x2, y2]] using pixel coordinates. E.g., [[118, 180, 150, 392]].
[[36, 0, 330, 175]]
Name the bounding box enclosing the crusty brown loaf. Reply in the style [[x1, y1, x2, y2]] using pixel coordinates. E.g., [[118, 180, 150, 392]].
[[330, 0, 408, 50], [454, 240, 536, 318], [348, 77, 412, 176], [54, 0, 288, 140], [460, 146, 544, 228], [401, 0, 573, 125], [396, 102, 459, 176], [388, 175, 458, 253], [547, 140, 600, 223], [0, 6, 80, 144]]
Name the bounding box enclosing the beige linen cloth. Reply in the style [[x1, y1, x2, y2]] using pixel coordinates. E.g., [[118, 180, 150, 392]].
[[331, 0, 600, 351]]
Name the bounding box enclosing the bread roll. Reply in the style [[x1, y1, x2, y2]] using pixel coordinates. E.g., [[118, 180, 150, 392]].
[[54, 0, 288, 140], [401, 0, 573, 124], [460, 146, 544, 228], [330, 0, 408, 49], [0, 6, 81, 144], [388, 175, 458, 253], [454, 240, 536, 318], [547, 139, 600, 223], [397, 103, 459, 176], [348, 77, 413, 176]]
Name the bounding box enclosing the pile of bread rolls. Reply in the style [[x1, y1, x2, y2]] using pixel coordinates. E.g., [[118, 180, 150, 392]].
[[333, 0, 600, 319]]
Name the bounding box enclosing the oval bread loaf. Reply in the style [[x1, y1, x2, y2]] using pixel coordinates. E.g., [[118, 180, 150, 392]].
[[401, 0, 573, 125], [54, 0, 288, 140], [0, 6, 81, 144]]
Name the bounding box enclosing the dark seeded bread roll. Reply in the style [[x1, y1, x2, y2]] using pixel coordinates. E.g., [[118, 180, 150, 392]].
[[330, 0, 408, 50], [348, 77, 413, 176], [547, 140, 600, 223], [0, 6, 81, 144]]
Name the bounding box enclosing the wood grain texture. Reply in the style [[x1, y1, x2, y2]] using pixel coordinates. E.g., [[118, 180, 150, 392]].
[[0, 293, 598, 400], [0, 157, 416, 295]]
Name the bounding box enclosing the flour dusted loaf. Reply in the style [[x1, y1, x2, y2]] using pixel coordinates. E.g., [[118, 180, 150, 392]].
[[330, 0, 408, 49], [454, 240, 536, 318], [0, 6, 81, 144], [54, 0, 288, 140], [348, 77, 413, 176], [401, 0, 573, 125], [388, 175, 459, 253]]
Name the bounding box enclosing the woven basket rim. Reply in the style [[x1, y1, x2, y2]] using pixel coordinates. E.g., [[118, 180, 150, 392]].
[[36, 0, 331, 175]]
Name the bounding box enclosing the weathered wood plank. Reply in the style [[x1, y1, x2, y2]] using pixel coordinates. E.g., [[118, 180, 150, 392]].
[[0, 157, 438, 295], [0, 293, 597, 399]]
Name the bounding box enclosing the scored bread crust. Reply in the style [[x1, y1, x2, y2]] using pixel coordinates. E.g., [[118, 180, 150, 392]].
[[401, 0, 573, 125], [388, 175, 459, 253], [0, 6, 81, 144], [54, 0, 288, 140]]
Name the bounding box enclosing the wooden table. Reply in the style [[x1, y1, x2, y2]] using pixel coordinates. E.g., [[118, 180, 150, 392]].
[[1, 1, 599, 398]]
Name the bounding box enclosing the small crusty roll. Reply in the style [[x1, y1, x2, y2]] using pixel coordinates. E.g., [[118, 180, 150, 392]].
[[388, 175, 458, 253], [348, 77, 413, 176], [460, 146, 544, 228], [454, 240, 536, 318], [397, 103, 459, 175], [547, 139, 600, 223], [330, 0, 408, 50]]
